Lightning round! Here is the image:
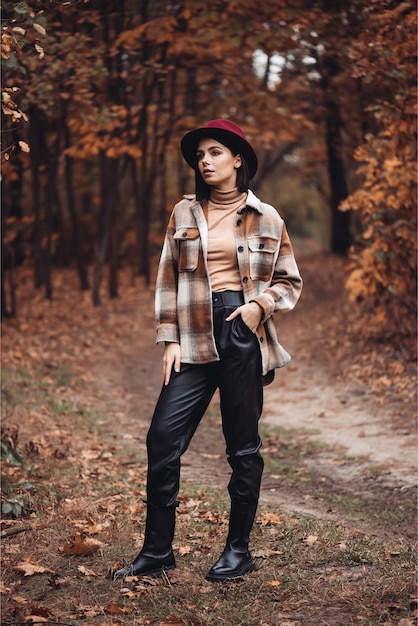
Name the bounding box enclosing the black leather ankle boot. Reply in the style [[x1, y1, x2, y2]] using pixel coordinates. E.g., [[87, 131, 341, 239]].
[[112, 502, 177, 581], [206, 499, 257, 582]]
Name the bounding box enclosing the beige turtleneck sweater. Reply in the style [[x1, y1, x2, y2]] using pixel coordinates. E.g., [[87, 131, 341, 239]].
[[207, 187, 247, 292]]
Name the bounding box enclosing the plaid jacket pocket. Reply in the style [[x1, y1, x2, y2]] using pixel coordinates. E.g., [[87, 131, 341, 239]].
[[174, 227, 200, 272], [248, 235, 279, 281]]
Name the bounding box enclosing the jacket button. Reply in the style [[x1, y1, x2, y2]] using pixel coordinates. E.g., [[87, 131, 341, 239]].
[[182, 231, 187, 237], [237, 219, 242, 226], [259, 337, 264, 343], [243, 276, 248, 283], [238, 246, 244, 252], [259, 243, 264, 249]]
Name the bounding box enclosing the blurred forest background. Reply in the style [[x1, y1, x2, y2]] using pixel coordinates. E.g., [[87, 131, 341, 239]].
[[1, 0, 416, 344]]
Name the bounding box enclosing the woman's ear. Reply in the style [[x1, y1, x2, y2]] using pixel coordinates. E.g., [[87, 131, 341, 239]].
[[234, 154, 242, 168]]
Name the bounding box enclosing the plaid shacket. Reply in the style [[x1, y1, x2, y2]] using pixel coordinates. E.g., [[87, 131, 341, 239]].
[[155, 189, 302, 384]]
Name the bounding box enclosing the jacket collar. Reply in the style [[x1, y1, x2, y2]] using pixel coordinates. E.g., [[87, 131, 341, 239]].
[[240, 189, 263, 214]]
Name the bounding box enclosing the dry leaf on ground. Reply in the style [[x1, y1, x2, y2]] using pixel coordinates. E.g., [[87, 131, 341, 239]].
[[63, 532, 103, 556], [302, 535, 318, 545], [15, 559, 55, 576], [105, 601, 132, 614], [78, 565, 98, 576], [258, 512, 282, 526]]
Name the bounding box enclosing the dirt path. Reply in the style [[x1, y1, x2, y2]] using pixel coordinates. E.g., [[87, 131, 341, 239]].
[[77, 252, 416, 540]]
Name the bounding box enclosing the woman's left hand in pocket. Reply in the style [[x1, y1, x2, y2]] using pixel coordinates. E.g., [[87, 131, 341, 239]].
[[225, 302, 263, 333]]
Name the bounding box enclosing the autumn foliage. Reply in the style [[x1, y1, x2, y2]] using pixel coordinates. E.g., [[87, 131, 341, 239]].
[[341, 1, 417, 336], [1, 0, 416, 343]]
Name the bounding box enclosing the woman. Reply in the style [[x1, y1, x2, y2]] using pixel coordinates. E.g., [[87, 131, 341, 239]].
[[112, 119, 302, 582]]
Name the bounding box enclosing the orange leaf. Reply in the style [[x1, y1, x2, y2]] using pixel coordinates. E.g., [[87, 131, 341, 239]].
[[78, 565, 98, 576], [15, 558, 55, 576], [105, 601, 132, 614], [63, 532, 103, 556], [259, 512, 281, 526]]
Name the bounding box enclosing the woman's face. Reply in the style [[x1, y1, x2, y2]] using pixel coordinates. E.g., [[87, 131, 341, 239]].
[[196, 137, 241, 191]]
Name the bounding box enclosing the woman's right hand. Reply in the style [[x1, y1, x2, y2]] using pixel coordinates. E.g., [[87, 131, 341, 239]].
[[162, 342, 181, 386]]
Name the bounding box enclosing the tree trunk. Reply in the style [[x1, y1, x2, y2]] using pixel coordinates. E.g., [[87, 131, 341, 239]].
[[29, 106, 45, 288], [1, 215, 17, 319], [44, 174, 53, 301], [1, 133, 23, 318], [63, 116, 89, 291], [320, 54, 351, 255], [108, 200, 118, 299], [49, 128, 71, 268], [92, 153, 119, 305]]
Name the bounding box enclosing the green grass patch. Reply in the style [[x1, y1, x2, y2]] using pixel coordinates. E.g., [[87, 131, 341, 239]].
[[327, 491, 417, 527]]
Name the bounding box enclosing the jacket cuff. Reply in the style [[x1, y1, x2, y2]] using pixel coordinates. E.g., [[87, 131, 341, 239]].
[[250, 293, 275, 321], [156, 323, 180, 345]]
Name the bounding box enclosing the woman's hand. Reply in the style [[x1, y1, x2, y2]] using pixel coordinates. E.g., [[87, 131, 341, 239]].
[[225, 302, 263, 334], [162, 342, 181, 386]]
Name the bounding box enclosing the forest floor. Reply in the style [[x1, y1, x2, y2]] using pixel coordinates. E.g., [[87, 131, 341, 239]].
[[1, 245, 417, 625]]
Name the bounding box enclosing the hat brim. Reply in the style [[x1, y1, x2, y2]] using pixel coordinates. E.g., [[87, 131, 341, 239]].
[[181, 127, 258, 179]]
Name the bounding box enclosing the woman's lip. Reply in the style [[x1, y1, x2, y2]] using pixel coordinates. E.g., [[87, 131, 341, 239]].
[[203, 170, 214, 175]]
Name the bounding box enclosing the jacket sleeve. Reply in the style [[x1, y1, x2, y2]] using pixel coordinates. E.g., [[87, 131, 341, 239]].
[[251, 223, 303, 321], [155, 212, 180, 344]]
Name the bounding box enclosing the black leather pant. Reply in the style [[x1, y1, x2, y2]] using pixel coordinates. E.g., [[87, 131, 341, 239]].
[[146, 291, 264, 508]]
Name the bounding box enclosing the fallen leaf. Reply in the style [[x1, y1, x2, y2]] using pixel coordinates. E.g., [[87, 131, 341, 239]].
[[78, 565, 98, 576], [23, 604, 54, 623], [120, 588, 144, 598], [258, 512, 282, 526], [33, 23, 47, 36], [63, 532, 103, 556], [270, 580, 281, 586], [302, 535, 318, 545], [252, 548, 282, 558], [11, 595, 28, 604], [48, 576, 72, 588], [15, 559, 55, 576], [105, 601, 132, 614], [73, 604, 101, 618]]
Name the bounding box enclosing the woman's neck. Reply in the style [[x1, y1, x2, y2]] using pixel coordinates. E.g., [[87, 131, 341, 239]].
[[209, 187, 244, 205]]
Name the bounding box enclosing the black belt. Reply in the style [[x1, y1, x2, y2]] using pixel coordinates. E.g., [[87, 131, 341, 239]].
[[212, 291, 244, 306]]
